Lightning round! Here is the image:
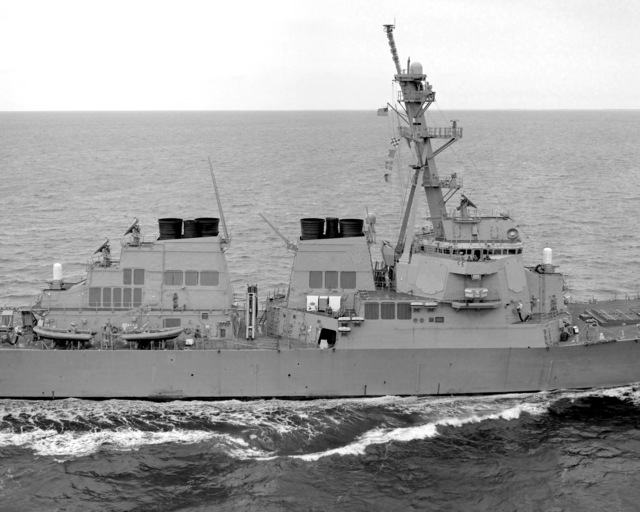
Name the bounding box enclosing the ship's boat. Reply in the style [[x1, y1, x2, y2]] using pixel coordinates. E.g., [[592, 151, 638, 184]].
[[1, 26, 640, 399], [33, 326, 94, 343], [121, 327, 185, 343]]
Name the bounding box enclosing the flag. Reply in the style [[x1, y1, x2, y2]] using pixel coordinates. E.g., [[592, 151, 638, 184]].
[[383, 137, 400, 177]]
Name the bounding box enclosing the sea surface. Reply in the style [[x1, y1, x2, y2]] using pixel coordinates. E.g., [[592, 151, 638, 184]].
[[1, 110, 640, 511]]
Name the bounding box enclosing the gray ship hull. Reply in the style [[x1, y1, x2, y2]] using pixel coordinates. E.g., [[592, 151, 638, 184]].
[[2, 341, 639, 399]]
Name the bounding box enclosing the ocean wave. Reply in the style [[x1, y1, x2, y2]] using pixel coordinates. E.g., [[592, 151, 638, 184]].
[[2, 386, 639, 461]]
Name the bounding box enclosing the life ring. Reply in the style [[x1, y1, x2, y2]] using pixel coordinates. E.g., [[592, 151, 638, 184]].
[[111, 326, 119, 334], [184, 328, 192, 335]]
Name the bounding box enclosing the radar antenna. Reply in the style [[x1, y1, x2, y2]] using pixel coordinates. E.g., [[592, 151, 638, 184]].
[[383, 24, 402, 75]]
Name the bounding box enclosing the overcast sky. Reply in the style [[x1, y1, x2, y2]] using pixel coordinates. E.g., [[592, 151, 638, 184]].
[[1, 0, 638, 111]]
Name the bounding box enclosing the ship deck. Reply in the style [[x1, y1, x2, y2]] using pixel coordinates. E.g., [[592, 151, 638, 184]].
[[568, 298, 640, 343], [1, 333, 317, 352]]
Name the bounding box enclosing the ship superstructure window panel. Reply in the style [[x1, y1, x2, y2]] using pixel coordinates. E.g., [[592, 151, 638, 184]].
[[164, 318, 181, 328], [123, 288, 132, 307], [365, 302, 379, 320], [133, 269, 145, 285], [200, 271, 219, 286], [113, 288, 122, 308], [102, 288, 111, 307], [164, 271, 183, 286], [124, 268, 145, 285], [325, 271, 338, 289], [397, 303, 412, 319], [309, 271, 323, 289], [340, 272, 356, 289], [133, 288, 142, 307], [88, 287, 101, 307], [185, 271, 198, 286], [381, 302, 395, 319]]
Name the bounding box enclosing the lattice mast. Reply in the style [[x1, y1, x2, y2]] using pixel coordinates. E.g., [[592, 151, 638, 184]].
[[382, 25, 462, 258]]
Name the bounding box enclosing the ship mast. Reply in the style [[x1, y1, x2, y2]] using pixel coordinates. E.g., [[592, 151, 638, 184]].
[[383, 25, 461, 258]]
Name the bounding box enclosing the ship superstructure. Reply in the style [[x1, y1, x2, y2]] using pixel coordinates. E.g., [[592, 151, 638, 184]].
[[35, 217, 236, 343], [264, 25, 570, 351]]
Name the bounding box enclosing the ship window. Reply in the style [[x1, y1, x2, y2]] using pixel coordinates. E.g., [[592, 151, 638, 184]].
[[397, 303, 411, 320], [435, 317, 444, 323], [113, 288, 122, 308], [102, 288, 112, 307], [133, 288, 142, 307], [340, 271, 356, 289], [309, 271, 323, 289], [133, 269, 145, 285], [164, 318, 181, 328], [201, 313, 209, 320], [123, 269, 132, 285], [364, 302, 379, 320], [88, 287, 101, 307], [201, 271, 219, 286], [325, 271, 338, 289], [185, 271, 198, 286], [123, 288, 132, 307], [381, 302, 395, 319], [164, 271, 183, 286]]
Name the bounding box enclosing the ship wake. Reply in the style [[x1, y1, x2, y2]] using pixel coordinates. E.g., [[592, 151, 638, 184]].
[[1, 386, 639, 461]]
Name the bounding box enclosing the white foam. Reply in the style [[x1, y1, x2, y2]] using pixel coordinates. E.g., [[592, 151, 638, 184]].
[[288, 402, 544, 461]]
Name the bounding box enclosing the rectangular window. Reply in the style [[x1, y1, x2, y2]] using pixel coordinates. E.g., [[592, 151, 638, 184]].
[[123, 269, 132, 285], [88, 287, 101, 307], [435, 317, 445, 323], [309, 271, 323, 289], [200, 271, 219, 286], [102, 287, 112, 308], [397, 303, 412, 320], [340, 271, 356, 289], [133, 288, 142, 307], [364, 302, 379, 320], [185, 271, 198, 286], [164, 271, 183, 286], [133, 269, 145, 285], [164, 318, 181, 328], [123, 288, 132, 308], [381, 302, 395, 320], [325, 271, 338, 289], [113, 288, 122, 308]]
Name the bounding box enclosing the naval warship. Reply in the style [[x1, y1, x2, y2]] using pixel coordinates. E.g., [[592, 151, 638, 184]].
[[1, 25, 640, 399]]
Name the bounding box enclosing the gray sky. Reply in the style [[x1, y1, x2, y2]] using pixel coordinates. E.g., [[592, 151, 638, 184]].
[[1, 0, 639, 110]]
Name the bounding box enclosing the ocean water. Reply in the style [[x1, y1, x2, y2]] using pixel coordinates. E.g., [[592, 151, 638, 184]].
[[1, 110, 640, 510]]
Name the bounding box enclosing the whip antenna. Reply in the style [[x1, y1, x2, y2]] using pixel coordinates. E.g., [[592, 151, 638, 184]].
[[207, 156, 230, 243]]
